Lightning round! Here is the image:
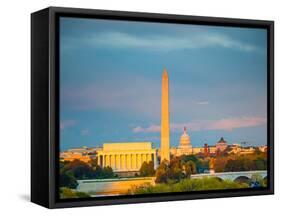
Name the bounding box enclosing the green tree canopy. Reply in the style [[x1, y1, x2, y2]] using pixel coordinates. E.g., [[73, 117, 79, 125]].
[[180, 155, 206, 173], [60, 159, 115, 181], [62, 159, 95, 179], [140, 161, 155, 177], [59, 170, 78, 189], [155, 158, 197, 183]]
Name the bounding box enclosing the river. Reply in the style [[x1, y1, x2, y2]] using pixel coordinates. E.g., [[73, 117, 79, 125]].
[[76, 177, 155, 196]]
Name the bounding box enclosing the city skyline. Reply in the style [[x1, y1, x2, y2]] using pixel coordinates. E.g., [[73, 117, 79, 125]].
[[60, 17, 267, 151]]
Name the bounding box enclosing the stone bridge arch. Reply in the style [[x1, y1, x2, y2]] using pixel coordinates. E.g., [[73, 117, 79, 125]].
[[191, 170, 267, 182], [234, 176, 251, 184]]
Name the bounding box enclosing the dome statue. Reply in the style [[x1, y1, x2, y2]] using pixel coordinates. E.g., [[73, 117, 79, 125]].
[[179, 127, 192, 148]]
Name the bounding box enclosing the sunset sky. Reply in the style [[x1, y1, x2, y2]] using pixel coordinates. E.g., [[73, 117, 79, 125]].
[[59, 17, 267, 151]]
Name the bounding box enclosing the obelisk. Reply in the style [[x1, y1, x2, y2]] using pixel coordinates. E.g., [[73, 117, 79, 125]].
[[161, 68, 170, 163]]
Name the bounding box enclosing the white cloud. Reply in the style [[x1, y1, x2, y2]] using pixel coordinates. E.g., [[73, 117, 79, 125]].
[[132, 125, 161, 133], [85, 31, 259, 52], [81, 129, 91, 136], [196, 101, 209, 105], [132, 116, 266, 133]]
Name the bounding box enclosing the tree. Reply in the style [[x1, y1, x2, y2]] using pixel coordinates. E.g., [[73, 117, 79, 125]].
[[63, 159, 95, 179], [224, 157, 259, 172], [169, 165, 183, 182], [182, 161, 197, 178], [61, 159, 116, 180], [59, 170, 78, 189], [140, 161, 149, 176], [147, 161, 155, 176], [214, 157, 228, 172], [243, 158, 255, 171], [155, 160, 170, 183], [254, 158, 267, 170], [140, 161, 155, 177], [60, 188, 90, 199], [180, 155, 205, 173], [251, 173, 266, 187], [88, 158, 98, 168], [155, 159, 189, 183], [132, 177, 249, 195], [100, 166, 115, 178]]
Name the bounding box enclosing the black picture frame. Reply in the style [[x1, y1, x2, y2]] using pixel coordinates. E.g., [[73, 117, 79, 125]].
[[31, 6, 274, 208]]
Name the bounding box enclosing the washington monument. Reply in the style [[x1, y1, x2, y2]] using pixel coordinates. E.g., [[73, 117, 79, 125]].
[[161, 68, 170, 162]]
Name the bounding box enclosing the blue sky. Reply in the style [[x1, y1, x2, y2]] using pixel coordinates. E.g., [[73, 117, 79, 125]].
[[59, 17, 267, 151]]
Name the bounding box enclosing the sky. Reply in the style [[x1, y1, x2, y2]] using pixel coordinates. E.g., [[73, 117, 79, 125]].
[[59, 17, 267, 151]]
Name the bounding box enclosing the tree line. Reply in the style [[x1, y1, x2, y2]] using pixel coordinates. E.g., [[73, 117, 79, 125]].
[[214, 151, 267, 172], [59, 151, 267, 190], [60, 159, 115, 189]]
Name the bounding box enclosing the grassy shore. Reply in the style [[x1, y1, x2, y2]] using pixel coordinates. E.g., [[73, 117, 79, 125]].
[[129, 177, 249, 194]]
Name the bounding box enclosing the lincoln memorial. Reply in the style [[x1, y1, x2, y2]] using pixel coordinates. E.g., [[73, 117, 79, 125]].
[[97, 142, 157, 172]]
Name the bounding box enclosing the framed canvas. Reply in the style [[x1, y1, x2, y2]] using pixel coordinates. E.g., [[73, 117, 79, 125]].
[[31, 6, 274, 208]]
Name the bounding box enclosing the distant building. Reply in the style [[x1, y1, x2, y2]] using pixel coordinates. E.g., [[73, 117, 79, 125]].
[[96, 142, 157, 172], [228, 143, 258, 155], [60, 146, 102, 163], [215, 137, 228, 152], [192, 147, 204, 155], [240, 146, 255, 155], [67, 146, 102, 154], [203, 143, 211, 157], [176, 127, 193, 155], [167, 127, 218, 157], [60, 152, 92, 163], [258, 145, 268, 153], [192, 145, 216, 155], [228, 143, 242, 154]]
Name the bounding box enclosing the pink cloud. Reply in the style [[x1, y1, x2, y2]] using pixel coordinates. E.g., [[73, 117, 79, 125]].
[[205, 117, 267, 132], [60, 76, 161, 117], [60, 120, 76, 130], [132, 116, 266, 133]]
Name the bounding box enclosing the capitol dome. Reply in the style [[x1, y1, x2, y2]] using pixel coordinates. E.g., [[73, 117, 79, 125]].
[[179, 127, 191, 148]]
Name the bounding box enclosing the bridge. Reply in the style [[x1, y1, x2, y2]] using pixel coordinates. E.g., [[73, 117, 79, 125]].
[[191, 170, 267, 182]]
